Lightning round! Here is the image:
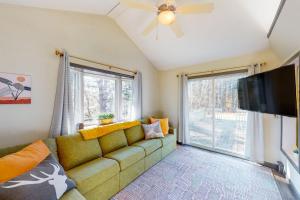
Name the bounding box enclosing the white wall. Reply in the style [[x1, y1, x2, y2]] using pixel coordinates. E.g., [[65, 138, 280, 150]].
[[269, 0, 300, 61], [268, 0, 300, 194], [0, 4, 160, 148]]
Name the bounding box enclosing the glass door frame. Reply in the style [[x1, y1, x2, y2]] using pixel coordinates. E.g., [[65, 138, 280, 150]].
[[188, 69, 248, 159]]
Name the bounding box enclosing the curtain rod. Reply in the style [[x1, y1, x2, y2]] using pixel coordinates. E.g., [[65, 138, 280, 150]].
[[176, 62, 267, 77], [55, 50, 137, 75]]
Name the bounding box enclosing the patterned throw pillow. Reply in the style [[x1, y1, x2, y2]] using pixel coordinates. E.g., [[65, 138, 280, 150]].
[[0, 155, 76, 200], [150, 117, 169, 136], [142, 121, 164, 139]]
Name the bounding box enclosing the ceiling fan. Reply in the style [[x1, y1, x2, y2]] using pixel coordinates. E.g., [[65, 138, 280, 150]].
[[119, 0, 214, 38]]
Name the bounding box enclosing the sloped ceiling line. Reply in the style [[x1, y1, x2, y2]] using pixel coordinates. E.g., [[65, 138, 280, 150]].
[[106, 2, 120, 16], [267, 0, 286, 38], [0, 0, 282, 70]]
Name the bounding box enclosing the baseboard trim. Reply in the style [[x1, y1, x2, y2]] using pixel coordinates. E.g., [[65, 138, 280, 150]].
[[288, 179, 300, 199]]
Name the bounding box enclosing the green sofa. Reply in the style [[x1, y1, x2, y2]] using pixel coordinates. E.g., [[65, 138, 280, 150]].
[[0, 125, 177, 200]]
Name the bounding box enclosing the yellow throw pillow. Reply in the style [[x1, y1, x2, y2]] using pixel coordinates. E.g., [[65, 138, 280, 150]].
[[150, 117, 169, 136], [0, 140, 50, 183]]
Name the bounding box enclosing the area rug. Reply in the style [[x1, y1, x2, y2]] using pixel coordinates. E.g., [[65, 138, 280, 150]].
[[111, 146, 282, 200]]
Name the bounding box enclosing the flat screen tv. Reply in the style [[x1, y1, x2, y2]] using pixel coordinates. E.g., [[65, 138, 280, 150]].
[[238, 64, 297, 117]]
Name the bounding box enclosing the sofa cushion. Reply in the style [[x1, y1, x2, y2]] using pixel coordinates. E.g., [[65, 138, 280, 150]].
[[98, 130, 128, 155], [150, 117, 169, 135], [0, 138, 58, 160], [67, 158, 119, 194], [43, 139, 58, 160], [105, 146, 145, 170], [60, 189, 86, 200], [160, 134, 176, 146], [124, 125, 145, 145], [56, 134, 102, 170], [0, 140, 50, 183], [132, 139, 162, 156], [142, 121, 164, 140]]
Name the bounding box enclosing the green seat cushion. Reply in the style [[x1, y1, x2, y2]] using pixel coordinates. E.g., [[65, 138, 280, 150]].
[[160, 134, 176, 146], [56, 134, 102, 170], [124, 125, 145, 145], [98, 130, 128, 155], [132, 139, 162, 156], [105, 146, 145, 170], [43, 138, 58, 160], [60, 189, 86, 200], [0, 138, 58, 160], [67, 158, 119, 194]]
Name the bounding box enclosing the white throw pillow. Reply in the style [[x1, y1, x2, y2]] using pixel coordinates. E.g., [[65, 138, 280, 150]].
[[142, 121, 164, 139]]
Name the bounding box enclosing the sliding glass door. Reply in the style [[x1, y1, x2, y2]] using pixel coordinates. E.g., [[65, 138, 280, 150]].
[[188, 72, 248, 157]]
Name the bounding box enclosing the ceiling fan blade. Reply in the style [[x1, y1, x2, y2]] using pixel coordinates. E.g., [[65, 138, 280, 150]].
[[142, 17, 159, 36], [120, 0, 157, 12], [170, 21, 184, 38], [177, 3, 214, 14]]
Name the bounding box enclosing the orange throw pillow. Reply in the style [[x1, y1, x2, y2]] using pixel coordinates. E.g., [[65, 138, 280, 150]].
[[150, 117, 169, 136], [0, 140, 50, 183]]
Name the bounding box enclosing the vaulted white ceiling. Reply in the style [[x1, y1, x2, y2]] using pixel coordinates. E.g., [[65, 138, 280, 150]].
[[0, 0, 281, 70], [0, 0, 119, 15]]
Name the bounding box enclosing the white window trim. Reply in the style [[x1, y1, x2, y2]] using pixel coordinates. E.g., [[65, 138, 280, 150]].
[[82, 74, 134, 126], [188, 72, 248, 158]]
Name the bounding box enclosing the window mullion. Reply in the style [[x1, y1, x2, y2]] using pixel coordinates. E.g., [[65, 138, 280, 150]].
[[212, 77, 215, 149], [80, 71, 84, 123], [116, 78, 121, 121]]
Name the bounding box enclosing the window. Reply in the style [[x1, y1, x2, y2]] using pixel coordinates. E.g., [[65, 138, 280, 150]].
[[121, 79, 134, 120], [70, 64, 134, 126], [188, 72, 248, 157]]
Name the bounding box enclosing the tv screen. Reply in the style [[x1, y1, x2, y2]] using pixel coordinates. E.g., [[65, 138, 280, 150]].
[[238, 64, 297, 117]]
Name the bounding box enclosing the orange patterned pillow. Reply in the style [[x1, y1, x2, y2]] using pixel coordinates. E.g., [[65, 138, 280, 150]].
[[150, 117, 169, 136], [0, 140, 50, 183]]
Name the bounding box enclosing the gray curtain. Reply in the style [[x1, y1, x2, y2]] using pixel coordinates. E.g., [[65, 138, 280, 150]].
[[49, 50, 77, 137], [178, 73, 190, 144], [245, 64, 264, 163], [71, 68, 84, 130], [133, 71, 142, 120]]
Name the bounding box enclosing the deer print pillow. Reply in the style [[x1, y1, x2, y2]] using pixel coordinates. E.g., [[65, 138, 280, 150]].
[[0, 155, 76, 200]]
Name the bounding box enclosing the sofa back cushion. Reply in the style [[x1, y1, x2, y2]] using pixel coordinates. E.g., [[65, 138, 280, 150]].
[[124, 125, 145, 145], [0, 140, 50, 183], [98, 130, 128, 155], [56, 134, 102, 170], [0, 138, 58, 160]]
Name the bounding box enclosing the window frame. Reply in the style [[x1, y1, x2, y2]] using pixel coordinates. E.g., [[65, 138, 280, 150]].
[[187, 70, 249, 159], [70, 62, 134, 126]]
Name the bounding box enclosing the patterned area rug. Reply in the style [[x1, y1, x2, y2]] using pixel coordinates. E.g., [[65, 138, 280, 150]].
[[112, 146, 282, 200]]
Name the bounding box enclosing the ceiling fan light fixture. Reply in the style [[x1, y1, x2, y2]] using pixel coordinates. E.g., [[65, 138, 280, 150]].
[[158, 11, 175, 25]]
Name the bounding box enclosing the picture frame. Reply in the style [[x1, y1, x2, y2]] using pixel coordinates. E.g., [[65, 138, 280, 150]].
[[0, 72, 32, 104]]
